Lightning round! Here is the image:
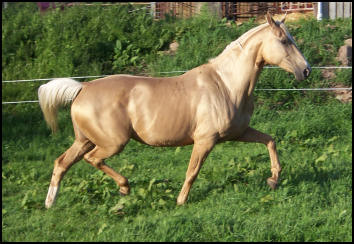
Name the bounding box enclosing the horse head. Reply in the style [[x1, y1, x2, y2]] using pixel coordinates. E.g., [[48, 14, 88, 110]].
[[261, 13, 311, 81]]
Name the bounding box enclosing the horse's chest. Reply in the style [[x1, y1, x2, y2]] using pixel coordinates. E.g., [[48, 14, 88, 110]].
[[217, 97, 254, 139], [195, 92, 254, 139]]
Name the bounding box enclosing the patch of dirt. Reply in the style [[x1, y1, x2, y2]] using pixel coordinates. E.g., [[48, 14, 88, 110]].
[[321, 69, 336, 80], [336, 38, 352, 66], [331, 84, 352, 103], [162, 41, 179, 55]]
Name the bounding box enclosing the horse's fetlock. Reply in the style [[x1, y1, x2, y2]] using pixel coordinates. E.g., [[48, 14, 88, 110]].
[[120, 177, 129, 187]]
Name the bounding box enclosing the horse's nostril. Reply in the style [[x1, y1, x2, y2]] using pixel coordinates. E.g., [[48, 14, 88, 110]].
[[303, 68, 311, 78]]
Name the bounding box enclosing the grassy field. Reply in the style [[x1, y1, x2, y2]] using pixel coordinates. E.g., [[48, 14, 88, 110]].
[[2, 2, 352, 242], [2, 100, 352, 241]]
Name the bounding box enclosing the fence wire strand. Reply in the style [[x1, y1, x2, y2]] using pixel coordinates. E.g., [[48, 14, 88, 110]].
[[2, 66, 352, 104], [2, 66, 352, 83]]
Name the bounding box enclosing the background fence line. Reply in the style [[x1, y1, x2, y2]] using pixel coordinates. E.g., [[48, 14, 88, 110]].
[[2, 66, 352, 104], [2, 66, 352, 83]]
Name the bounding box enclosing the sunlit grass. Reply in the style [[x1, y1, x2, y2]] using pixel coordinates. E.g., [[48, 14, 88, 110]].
[[2, 102, 352, 241]]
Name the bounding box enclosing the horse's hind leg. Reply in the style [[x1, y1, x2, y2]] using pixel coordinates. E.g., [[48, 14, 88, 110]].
[[45, 140, 94, 209], [235, 127, 282, 189], [83, 144, 130, 195]]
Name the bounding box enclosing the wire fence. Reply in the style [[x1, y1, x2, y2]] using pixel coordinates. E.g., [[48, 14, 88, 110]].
[[2, 66, 352, 105], [2, 66, 352, 83]]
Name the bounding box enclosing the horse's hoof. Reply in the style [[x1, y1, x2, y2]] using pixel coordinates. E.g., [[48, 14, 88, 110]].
[[176, 196, 187, 206], [119, 188, 130, 196], [267, 178, 277, 190]]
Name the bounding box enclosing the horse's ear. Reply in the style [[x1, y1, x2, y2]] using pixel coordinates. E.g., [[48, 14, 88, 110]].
[[266, 12, 283, 37], [281, 12, 287, 23], [266, 12, 277, 29]]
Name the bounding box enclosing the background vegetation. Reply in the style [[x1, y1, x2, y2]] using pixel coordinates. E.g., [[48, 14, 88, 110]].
[[2, 2, 352, 242]]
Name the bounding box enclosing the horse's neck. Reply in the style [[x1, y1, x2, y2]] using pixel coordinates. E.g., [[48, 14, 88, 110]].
[[210, 31, 265, 105]]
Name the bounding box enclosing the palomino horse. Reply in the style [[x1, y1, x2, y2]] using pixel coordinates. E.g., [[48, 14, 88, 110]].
[[39, 13, 311, 209]]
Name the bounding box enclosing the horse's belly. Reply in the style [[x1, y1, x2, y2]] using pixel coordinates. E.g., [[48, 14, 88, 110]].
[[131, 122, 194, 147], [128, 102, 194, 146], [127, 83, 196, 146]]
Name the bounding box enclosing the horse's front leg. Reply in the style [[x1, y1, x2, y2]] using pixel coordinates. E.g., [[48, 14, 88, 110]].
[[177, 140, 215, 205], [235, 127, 282, 189]]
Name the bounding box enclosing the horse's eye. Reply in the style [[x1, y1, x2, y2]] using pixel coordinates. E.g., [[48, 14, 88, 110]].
[[281, 39, 287, 45]]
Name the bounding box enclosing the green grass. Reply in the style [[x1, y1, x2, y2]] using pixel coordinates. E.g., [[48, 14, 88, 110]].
[[2, 101, 352, 242]]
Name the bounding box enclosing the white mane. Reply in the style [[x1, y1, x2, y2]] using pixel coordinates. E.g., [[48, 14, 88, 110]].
[[219, 23, 269, 56]]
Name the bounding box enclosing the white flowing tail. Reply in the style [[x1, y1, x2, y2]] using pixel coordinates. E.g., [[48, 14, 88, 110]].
[[38, 78, 83, 133]]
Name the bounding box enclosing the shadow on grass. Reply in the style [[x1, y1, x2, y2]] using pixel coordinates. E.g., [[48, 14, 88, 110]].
[[3, 104, 50, 141]]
